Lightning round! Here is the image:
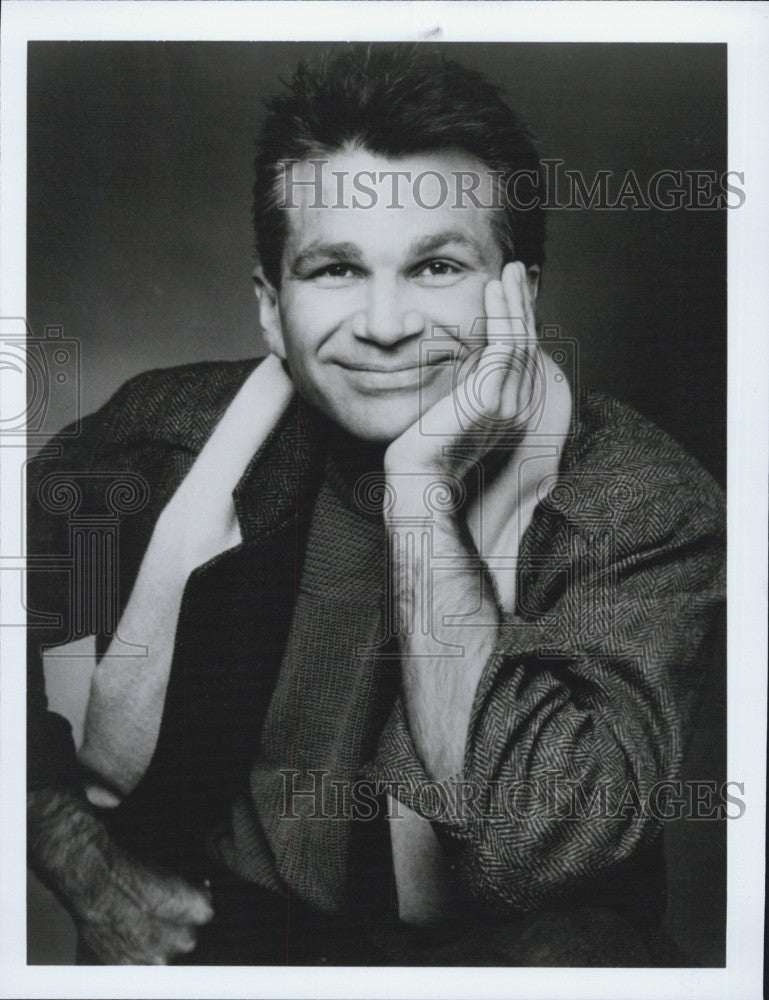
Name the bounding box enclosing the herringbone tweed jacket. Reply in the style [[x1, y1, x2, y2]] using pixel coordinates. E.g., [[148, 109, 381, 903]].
[[27, 357, 726, 917]]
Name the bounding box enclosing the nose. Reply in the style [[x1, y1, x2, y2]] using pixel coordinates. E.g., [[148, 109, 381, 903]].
[[353, 276, 424, 346]]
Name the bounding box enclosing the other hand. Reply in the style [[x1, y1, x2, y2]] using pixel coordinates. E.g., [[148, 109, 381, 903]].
[[77, 846, 214, 965]]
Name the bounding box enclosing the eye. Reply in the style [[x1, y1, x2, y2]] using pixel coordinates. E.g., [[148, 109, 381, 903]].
[[412, 259, 464, 284], [309, 263, 361, 283]]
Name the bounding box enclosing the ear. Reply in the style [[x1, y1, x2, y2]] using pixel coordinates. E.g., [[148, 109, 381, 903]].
[[253, 265, 286, 360], [525, 264, 541, 301]]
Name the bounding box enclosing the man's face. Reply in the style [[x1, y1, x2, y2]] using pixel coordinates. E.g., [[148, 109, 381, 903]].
[[263, 148, 506, 443]]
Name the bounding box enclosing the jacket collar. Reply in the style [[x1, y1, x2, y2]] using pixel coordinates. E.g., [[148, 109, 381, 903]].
[[232, 392, 330, 543]]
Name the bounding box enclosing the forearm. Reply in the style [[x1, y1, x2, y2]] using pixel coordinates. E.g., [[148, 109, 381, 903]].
[[387, 488, 500, 780], [28, 785, 214, 963], [375, 666, 668, 914], [28, 785, 117, 922]]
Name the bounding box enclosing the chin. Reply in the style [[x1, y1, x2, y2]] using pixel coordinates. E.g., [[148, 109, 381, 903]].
[[331, 399, 420, 444], [335, 417, 414, 445]]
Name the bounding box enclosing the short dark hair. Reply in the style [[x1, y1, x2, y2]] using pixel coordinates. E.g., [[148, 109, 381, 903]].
[[253, 45, 545, 287]]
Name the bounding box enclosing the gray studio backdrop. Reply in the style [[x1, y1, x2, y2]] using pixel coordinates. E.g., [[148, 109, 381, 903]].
[[26, 41, 726, 964]]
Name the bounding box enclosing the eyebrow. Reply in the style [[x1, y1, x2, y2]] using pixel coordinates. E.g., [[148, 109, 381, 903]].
[[288, 229, 490, 275], [408, 230, 489, 265], [289, 240, 364, 275]]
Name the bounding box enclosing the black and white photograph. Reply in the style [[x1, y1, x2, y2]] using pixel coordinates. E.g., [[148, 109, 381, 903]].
[[0, 3, 766, 998]]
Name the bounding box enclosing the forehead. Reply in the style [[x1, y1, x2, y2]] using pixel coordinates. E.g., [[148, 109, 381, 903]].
[[280, 147, 503, 267]]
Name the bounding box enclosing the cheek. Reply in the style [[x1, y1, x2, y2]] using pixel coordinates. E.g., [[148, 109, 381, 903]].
[[278, 289, 350, 354], [275, 296, 320, 367], [424, 280, 489, 343], [278, 291, 309, 335]]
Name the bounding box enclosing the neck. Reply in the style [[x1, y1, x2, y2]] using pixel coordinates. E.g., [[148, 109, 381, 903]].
[[299, 400, 388, 519], [326, 422, 387, 479]]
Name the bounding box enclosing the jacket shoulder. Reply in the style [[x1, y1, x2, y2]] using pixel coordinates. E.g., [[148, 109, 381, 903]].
[[570, 390, 723, 489], [546, 389, 725, 550], [96, 357, 263, 450]]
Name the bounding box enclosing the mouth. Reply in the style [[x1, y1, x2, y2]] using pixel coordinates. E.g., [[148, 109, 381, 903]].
[[336, 359, 451, 393], [341, 363, 421, 373]]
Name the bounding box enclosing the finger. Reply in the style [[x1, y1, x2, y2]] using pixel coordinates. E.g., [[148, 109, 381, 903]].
[[492, 265, 533, 411], [480, 279, 518, 412], [501, 261, 535, 369], [499, 262, 539, 423], [146, 872, 215, 925], [483, 278, 512, 345], [500, 261, 527, 336], [521, 265, 537, 336], [517, 264, 542, 421], [160, 921, 198, 957], [79, 922, 168, 966]]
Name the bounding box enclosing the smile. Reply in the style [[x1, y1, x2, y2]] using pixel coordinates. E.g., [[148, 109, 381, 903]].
[[337, 361, 447, 392]]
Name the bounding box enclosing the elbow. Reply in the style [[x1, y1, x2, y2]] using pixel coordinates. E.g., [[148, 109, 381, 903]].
[[445, 729, 667, 913]]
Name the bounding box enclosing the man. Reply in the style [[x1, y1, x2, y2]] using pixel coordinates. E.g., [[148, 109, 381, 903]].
[[27, 46, 725, 966]]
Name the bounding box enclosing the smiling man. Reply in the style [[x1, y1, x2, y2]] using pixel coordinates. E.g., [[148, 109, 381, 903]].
[[262, 148, 513, 442], [27, 46, 725, 966]]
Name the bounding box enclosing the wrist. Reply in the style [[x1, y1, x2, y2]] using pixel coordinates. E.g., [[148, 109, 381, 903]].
[[27, 786, 116, 922], [383, 467, 465, 524]]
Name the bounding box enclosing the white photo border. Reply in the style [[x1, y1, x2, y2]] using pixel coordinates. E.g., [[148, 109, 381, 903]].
[[1, 2, 767, 998]]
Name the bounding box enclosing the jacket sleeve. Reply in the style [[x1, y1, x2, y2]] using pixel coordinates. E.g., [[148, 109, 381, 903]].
[[26, 372, 164, 793], [26, 358, 262, 795], [27, 408, 110, 791], [369, 416, 726, 912]]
